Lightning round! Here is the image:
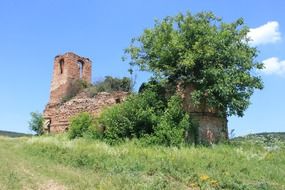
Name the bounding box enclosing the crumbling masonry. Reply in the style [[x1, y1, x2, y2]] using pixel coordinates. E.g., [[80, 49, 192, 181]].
[[43, 52, 128, 133]]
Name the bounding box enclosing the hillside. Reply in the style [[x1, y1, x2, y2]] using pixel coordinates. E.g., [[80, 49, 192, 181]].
[[249, 132, 285, 140], [0, 130, 31, 137], [0, 134, 284, 190]]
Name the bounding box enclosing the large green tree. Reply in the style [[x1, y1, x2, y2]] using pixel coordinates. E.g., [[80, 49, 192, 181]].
[[125, 12, 263, 117]]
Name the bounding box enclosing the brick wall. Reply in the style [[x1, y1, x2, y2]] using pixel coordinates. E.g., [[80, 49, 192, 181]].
[[179, 84, 228, 144], [44, 91, 128, 133]]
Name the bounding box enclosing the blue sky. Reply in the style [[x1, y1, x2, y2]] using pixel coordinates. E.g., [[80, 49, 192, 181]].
[[0, 0, 284, 136]]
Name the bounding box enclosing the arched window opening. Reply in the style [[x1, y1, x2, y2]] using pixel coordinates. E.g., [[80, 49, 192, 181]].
[[77, 60, 84, 79], [59, 59, 64, 74]]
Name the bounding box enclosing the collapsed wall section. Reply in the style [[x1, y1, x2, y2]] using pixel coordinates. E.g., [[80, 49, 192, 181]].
[[44, 91, 129, 133]]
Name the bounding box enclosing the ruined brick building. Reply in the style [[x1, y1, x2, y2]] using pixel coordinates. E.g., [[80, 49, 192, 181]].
[[43, 52, 227, 143], [43, 52, 128, 133]]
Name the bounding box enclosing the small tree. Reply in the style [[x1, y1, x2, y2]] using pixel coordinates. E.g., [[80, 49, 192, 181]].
[[125, 11, 263, 117], [151, 95, 192, 146], [68, 112, 95, 139], [85, 76, 133, 97], [28, 112, 44, 135], [94, 76, 132, 93]]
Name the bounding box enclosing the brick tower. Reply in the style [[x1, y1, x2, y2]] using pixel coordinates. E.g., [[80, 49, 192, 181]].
[[43, 52, 92, 132], [49, 52, 92, 104]]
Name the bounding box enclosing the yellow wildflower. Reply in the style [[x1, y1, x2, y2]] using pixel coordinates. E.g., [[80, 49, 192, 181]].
[[200, 175, 210, 181]]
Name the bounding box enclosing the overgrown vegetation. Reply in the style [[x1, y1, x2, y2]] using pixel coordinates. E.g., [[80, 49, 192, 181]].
[[1, 134, 284, 189], [87, 76, 132, 97], [68, 112, 96, 139], [61, 76, 132, 103], [68, 87, 196, 146], [28, 112, 44, 135]]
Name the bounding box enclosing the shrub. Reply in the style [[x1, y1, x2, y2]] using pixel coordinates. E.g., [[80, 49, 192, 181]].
[[28, 112, 44, 135], [66, 84, 195, 146], [86, 76, 133, 97], [68, 112, 96, 139], [95, 76, 132, 92], [150, 95, 191, 146], [61, 79, 91, 103], [97, 90, 193, 146], [99, 90, 163, 144]]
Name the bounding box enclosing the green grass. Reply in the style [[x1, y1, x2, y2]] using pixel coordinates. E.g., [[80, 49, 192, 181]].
[[0, 134, 284, 190]]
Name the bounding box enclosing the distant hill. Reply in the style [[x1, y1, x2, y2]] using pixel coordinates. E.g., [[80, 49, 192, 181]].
[[251, 132, 285, 140], [0, 130, 32, 137], [233, 132, 285, 142]]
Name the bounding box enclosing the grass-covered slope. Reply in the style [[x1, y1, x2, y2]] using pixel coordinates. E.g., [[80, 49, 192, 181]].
[[0, 134, 284, 190]]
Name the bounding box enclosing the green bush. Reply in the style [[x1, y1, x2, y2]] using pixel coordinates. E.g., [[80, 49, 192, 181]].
[[150, 95, 191, 146], [86, 76, 133, 97], [97, 90, 193, 146], [65, 82, 195, 146], [68, 112, 96, 139], [28, 111, 44, 135], [99, 90, 163, 144]]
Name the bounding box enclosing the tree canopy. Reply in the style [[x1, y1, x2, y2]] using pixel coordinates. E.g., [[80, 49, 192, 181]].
[[125, 12, 263, 117], [93, 76, 132, 93], [28, 112, 44, 135]]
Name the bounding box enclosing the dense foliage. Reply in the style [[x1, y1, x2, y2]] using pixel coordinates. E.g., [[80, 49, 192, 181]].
[[150, 95, 193, 146], [68, 112, 95, 139], [94, 76, 132, 93], [99, 90, 163, 144], [86, 76, 132, 97], [61, 76, 132, 102], [28, 112, 44, 135], [94, 90, 194, 146], [125, 11, 263, 117]]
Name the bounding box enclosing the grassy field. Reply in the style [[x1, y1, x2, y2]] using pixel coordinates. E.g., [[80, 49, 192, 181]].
[[0, 134, 284, 190]]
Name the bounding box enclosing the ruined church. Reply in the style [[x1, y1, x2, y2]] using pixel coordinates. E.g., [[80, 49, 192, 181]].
[[43, 52, 227, 143]]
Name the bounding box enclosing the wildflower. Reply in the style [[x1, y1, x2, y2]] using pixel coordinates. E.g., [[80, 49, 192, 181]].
[[200, 175, 210, 181], [211, 180, 219, 187]]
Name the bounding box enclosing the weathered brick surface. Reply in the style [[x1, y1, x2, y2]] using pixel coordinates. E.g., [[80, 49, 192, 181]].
[[179, 84, 228, 144], [44, 91, 128, 133]]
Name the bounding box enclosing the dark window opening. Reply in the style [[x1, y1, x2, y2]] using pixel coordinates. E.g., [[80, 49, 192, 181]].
[[77, 60, 84, 79], [59, 59, 64, 74], [115, 98, 121, 104]]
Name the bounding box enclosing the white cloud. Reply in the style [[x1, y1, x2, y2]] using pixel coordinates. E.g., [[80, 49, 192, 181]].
[[248, 21, 281, 45], [262, 57, 285, 75]]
